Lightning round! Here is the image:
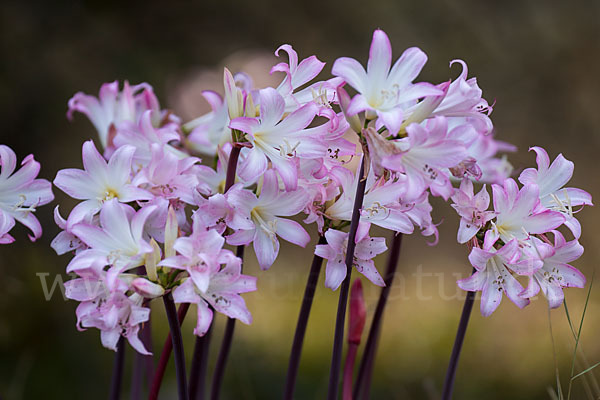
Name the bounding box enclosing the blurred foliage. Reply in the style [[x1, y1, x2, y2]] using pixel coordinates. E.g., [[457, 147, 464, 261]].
[[1, 0, 600, 398]]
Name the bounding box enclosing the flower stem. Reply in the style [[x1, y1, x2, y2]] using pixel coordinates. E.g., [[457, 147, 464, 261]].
[[224, 144, 242, 192], [283, 235, 327, 400], [149, 302, 190, 400], [109, 336, 125, 400], [210, 245, 245, 400], [163, 293, 189, 400], [327, 157, 367, 400], [441, 286, 476, 400], [353, 232, 403, 399], [189, 326, 213, 400]]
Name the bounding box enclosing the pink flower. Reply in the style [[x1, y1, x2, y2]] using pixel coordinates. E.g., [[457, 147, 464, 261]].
[[159, 216, 236, 293], [325, 166, 414, 240], [271, 44, 342, 114], [315, 229, 387, 290], [229, 88, 326, 190], [67, 81, 172, 151], [332, 29, 441, 135], [519, 147, 593, 238], [0, 145, 54, 242], [172, 254, 257, 337], [226, 170, 310, 269], [112, 110, 186, 165], [484, 179, 565, 247], [458, 240, 531, 316], [520, 232, 586, 308], [381, 117, 468, 200], [194, 184, 254, 234], [131, 143, 200, 204], [185, 90, 231, 157], [451, 179, 495, 244], [65, 273, 151, 354], [66, 200, 155, 287], [54, 140, 153, 227]]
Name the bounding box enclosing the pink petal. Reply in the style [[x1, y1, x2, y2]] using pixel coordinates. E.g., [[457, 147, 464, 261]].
[[332, 58, 368, 94], [387, 47, 428, 89], [275, 218, 310, 247], [367, 29, 392, 87]]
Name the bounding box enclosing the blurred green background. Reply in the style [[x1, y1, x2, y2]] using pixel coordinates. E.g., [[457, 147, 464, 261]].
[[1, 0, 599, 398]]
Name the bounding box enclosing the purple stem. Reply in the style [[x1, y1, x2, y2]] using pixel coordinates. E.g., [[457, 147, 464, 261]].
[[109, 336, 125, 400], [163, 294, 189, 400], [283, 235, 327, 400], [189, 326, 213, 400], [149, 303, 190, 400], [327, 157, 367, 400], [210, 245, 245, 400], [441, 284, 475, 400], [353, 233, 403, 399]]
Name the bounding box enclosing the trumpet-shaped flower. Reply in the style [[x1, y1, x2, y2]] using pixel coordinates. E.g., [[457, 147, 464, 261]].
[[458, 240, 531, 316], [66, 200, 155, 287], [54, 140, 152, 227], [332, 29, 442, 135], [226, 170, 310, 269], [451, 179, 495, 243], [484, 179, 565, 247], [65, 273, 151, 354], [229, 88, 326, 190], [67, 81, 173, 151], [159, 215, 237, 293], [131, 143, 200, 204], [382, 117, 468, 200], [0, 145, 54, 242], [325, 166, 414, 240], [519, 147, 593, 238], [520, 233, 585, 308], [172, 254, 257, 336], [315, 229, 387, 290]]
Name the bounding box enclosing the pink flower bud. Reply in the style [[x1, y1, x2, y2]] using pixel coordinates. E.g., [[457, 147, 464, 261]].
[[132, 278, 165, 298], [348, 278, 367, 345]]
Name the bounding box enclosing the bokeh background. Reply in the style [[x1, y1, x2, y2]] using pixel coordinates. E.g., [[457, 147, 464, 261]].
[[1, 0, 599, 399]]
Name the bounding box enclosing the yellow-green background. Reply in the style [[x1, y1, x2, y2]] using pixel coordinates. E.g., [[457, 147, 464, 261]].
[[1, 0, 599, 398]]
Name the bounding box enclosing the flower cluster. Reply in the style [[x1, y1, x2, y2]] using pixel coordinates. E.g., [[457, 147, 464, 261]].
[[54, 28, 591, 353], [453, 147, 592, 316]]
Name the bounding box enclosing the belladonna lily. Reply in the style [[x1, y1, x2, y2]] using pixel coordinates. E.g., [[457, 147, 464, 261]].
[[484, 179, 565, 248], [65, 272, 152, 354], [66, 199, 155, 288], [519, 147, 593, 238], [331, 29, 442, 135], [229, 87, 327, 190], [451, 179, 495, 244], [172, 253, 257, 337], [458, 240, 533, 316], [324, 165, 414, 241], [53, 140, 152, 227], [158, 214, 238, 294], [381, 117, 468, 201], [0, 145, 54, 242], [314, 229, 387, 290], [519, 232, 585, 308], [226, 169, 310, 269]]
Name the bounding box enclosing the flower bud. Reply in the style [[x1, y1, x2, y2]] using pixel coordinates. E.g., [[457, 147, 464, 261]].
[[348, 278, 367, 345], [132, 277, 165, 298], [224, 67, 245, 120], [337, 86, 362, 133]]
